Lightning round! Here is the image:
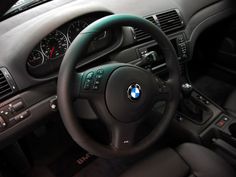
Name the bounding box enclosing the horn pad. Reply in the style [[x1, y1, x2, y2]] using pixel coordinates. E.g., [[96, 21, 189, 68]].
[[105, 66, 155, 123]]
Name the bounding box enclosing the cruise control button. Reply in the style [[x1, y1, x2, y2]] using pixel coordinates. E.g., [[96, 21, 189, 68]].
[[84, 79, 93, 90], [84, 83, 90, 90], [92, 85, 99, 90], [94, 80, 100, 85], [96, 69, 104, 75], [86, 72, 94, 79], [95, 75, 102, 79]]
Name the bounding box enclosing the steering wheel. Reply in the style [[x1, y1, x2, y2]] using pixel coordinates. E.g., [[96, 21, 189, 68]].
[[57, 14, 180, 158]]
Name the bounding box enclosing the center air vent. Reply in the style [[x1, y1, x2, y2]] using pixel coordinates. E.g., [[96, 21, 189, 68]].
[[156, 10, 184, 33], [0, 68, 17, 100], [133, 9, 184, 42], [133, 15, 156, 41]]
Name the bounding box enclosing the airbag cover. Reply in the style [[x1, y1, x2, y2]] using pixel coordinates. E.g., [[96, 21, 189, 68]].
[[105, 66, 155, 122]]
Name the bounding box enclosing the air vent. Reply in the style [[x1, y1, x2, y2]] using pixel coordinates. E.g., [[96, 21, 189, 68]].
[[146, 16, 156, 24], [133, 15, 156, 41], [0, 68, 17, 100], [133, 9, 184, 42], [156, 10, 184, 33]]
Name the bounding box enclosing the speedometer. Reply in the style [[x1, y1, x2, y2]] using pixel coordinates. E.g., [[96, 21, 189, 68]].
[[40, 30, 68, 60], [67, 20, 88, 43]]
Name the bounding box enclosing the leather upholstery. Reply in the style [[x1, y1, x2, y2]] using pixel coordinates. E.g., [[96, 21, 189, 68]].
[[224, 90, 236, 117], [119, 143, 236, 177], [177, 143, 235, 177]]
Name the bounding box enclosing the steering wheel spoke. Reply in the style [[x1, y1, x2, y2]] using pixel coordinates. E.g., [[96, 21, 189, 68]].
[[72, 72, 83, 98], [110, 122, 138, 150], [153, 77, 172, 102]]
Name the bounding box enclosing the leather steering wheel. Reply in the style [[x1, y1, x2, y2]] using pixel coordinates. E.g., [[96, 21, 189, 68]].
[[57, 14, 180, 158]]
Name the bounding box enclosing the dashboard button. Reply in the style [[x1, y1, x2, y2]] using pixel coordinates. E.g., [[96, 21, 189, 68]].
[[216, 116, 229, 128], [11, 101, 24, 112], [16, 111, 30, 120], [0, 116, 6, 128], [216, 120, 225, 127]]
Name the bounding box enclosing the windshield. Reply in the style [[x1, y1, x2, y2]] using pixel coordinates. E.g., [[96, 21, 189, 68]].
[[11, 0, 36, 9], [3, 0, 52, 19]]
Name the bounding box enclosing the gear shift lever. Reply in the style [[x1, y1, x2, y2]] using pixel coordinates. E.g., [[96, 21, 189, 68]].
[[181, 83, 193, 98], [180, 83, 205, 122], [179, 83, 212, 123]]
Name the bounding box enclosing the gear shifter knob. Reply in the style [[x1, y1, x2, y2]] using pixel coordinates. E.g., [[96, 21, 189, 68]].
[[181, 83, 192, 97]]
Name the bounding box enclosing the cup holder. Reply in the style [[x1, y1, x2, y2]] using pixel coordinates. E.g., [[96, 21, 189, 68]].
[[229, 123, 236, 138]]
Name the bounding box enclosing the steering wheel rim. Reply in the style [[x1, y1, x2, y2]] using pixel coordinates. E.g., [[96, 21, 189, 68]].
[[57, 14, 180, 158]]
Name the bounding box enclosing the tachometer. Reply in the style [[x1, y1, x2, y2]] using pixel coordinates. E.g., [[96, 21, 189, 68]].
[[27, 50, 44, 67], [67, 20, 88, 43], [40, 30, 68, 60]]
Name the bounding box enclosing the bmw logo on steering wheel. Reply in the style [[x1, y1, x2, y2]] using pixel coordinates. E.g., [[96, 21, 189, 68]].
[[127, 84, 142, 101]]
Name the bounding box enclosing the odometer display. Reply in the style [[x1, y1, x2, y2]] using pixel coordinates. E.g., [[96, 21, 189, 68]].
[[40, 30, 68, 60]]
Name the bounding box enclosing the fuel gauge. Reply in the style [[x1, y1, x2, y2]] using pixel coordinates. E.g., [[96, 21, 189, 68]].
[[27, 50, 44, 67]]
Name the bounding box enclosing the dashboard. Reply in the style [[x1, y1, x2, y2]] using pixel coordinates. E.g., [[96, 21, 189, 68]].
[[0, 0, 235, 147]]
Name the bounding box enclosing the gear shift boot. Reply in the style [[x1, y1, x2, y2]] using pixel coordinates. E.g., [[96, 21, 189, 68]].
[[179, 83, 213, 124]]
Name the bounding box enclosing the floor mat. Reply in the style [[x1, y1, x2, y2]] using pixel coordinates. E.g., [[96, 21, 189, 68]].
[[49, 145, 96, 177], [193, 75, 235, 106], [73, 155, 146, 177]]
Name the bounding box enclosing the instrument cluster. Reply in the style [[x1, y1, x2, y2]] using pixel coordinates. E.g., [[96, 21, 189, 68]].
[[27, 14, 116, 77]]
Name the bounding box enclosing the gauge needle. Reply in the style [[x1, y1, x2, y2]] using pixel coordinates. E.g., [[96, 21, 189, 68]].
[[50, 47, 55, 58]]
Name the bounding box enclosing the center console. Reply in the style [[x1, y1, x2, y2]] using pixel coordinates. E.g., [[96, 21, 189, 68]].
[[201, 111, 236, 166], [172, 81, 236, 167]]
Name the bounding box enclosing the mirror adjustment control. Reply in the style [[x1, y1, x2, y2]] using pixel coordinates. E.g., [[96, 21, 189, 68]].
[[0, 98, 31, 131], [0, 116, 6, 128], [7, 99, 25, 115], [9, 101, 24, 112]]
